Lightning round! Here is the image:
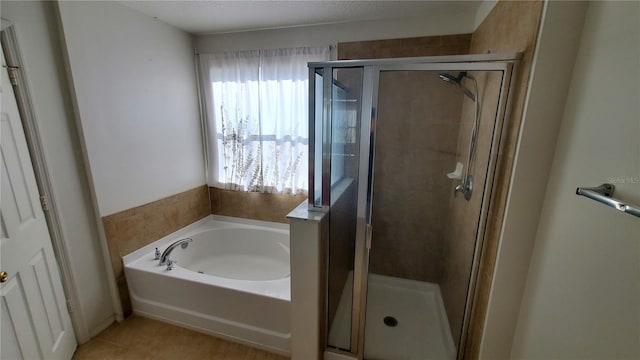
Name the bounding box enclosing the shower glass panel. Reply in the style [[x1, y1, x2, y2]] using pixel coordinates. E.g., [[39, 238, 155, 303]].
[[325, 67, 364, 352]]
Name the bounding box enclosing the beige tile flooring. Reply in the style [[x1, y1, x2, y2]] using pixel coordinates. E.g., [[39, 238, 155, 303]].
[[73, 315, 289, 360]]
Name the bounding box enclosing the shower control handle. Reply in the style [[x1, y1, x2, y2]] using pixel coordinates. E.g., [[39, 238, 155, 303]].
[[455, 175, 474, 201]]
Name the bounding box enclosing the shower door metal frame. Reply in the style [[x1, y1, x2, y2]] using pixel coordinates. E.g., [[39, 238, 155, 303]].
[[310, 54, 519, 359], [308, 53, 520, 212]]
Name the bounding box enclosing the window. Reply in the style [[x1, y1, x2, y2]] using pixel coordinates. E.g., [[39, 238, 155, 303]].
[[199, 47, 330, 194]]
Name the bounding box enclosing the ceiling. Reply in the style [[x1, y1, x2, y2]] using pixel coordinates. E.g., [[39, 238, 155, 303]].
[[119, 1, 483, 35]]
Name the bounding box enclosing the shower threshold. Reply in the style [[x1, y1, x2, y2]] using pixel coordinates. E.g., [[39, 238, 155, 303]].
[[328, 272, 456, 360]]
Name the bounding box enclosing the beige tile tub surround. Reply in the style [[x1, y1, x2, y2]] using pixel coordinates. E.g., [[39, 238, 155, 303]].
[[102, 185, 211, 316], [103, 185, 302, 328], [209, 187, 306, 224]]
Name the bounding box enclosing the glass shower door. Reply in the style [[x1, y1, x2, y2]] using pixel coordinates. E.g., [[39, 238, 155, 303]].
[[362, 67, 510, 360]]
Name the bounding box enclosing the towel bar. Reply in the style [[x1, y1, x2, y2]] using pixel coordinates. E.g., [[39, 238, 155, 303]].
[[576, 183, 640, 219]]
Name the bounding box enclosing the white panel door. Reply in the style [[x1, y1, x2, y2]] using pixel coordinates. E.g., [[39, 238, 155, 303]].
[[1, 48, 76, 359]]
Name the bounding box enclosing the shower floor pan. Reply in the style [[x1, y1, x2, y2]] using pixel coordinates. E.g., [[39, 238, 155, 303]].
[[328, 273, 456, 360]]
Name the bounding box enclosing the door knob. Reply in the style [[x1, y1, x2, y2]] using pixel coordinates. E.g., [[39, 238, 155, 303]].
[[0, 271, 8, 283]]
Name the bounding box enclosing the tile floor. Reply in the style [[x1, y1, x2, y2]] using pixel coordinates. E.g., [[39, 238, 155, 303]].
[[73, 315, 289, 360]]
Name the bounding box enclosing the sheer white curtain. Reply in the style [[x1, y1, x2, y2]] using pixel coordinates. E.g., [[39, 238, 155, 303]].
[[199, 47, 329, 194]]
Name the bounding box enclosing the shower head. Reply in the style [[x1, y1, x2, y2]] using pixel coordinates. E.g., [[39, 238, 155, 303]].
[[439, 72, 476, 101]]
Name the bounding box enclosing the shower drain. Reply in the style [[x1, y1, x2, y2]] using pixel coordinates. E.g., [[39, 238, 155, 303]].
[[383, 316, 398, 327]]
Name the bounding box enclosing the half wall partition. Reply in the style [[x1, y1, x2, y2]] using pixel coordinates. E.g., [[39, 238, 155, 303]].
[[308, 54, 518, 359]]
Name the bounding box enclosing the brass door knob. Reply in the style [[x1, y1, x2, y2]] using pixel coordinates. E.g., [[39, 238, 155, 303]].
[[0, 271, 8, 283]]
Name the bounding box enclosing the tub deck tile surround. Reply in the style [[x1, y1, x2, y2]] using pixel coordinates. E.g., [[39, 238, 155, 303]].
[[102, 185, 211, 315], [73, 315, 288, 360], [209, 187, 306, 224], [105, 184, 301, 316]]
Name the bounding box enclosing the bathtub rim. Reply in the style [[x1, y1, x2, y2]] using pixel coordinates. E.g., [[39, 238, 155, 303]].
[[123, 215, 291, 301], [123, 214, 289, 266]]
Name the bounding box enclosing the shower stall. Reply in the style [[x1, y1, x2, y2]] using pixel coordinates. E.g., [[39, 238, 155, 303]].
[[308, 54, 517, 359]]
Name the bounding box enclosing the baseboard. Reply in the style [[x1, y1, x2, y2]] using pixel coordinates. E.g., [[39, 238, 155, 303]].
[[86, 315, 116, 342]]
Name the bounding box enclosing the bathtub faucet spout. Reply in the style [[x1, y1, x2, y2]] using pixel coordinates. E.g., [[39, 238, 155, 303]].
[[159, 238, 193, 266]]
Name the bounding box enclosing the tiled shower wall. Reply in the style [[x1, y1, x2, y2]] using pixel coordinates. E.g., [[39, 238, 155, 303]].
[[338, 34, 472, 60], [440, 70, 504, 344], [370, 71, 463, 282], [462, 1, 545, 357], [337, 35, 472, 283]]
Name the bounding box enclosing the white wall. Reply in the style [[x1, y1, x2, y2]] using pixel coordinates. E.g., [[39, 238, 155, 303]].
[[57, 0, 204, 216], [511, 1, 640, 358], [473, 0, 497, 30], [195, 11, 477, 54], [479, 1, 590, 358], [0, 0, 114, 340]]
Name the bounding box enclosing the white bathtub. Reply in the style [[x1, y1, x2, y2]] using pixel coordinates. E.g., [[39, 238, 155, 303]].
[[123, 215, 291, 355]]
